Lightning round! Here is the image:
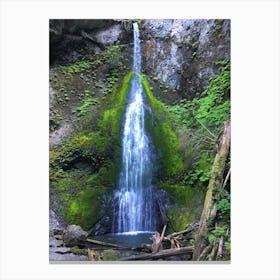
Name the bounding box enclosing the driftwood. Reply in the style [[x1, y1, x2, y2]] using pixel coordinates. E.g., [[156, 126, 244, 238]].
[[120, 246, 194, 261], [209, 240, 219, 261], [217, 236, 224, 258], [167, 222, 199, 239], [165, 222, 199, 249], [151, 224, 167, 253], [193, 121, 230, 260], [197, 244, 212, 261], [86, 238, 123, 248]]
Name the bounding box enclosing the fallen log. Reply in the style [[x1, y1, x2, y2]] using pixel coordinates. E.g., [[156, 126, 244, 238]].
[[120, 246, 194, 261], [197, 244, 212, 261], [86, 238, 123, 248], [167, 222, 199, 239], [192, 121, 230, 260]]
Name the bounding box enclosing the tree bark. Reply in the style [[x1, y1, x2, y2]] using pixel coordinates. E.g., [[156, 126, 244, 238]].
[[192, 121, 230, 260]]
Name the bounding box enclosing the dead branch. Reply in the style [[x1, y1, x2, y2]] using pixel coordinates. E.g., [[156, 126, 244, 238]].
[[192, 121, 230, 260], [222, 168, 231, 190], [217, 236, 224, 259], [120, 246, 194, 261], [197, 244, 212, 261], [150, 225, 167, 253], [86, 238, 123, 248]]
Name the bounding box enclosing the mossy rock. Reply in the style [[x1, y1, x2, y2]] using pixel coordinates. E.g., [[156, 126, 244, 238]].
[[61, 186, 107, 231], [140, 75, 184, 179], [50, 72, 134, 231], [101, 249, 121, 261], [71, 246, 88, 256], [160, 183, 205, 232]]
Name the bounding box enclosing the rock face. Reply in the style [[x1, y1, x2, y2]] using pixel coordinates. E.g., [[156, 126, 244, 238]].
[[49, 19, 130, 65], [50, 19, 230, 99], [62, 225, 88, 247], [141, 19, 230, 99]]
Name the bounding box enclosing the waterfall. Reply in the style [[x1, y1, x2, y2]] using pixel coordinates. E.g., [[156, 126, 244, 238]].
[[114, 23, 155, 233]]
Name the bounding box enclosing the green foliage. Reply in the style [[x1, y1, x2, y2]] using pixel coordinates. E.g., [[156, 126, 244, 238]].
[[164, 60, 230, 189], [225, 241, 231, 252], [61, 61, 93, 77], [141, 75, 184, 178], [216, 190, 230, 225], [78, 97, 99, 116], [207, 226, 226, 245], [179, 60, 230, 135], [104, 70, 119, 95], [101, 45, 124, 71], [211, 226, 225, 237], [207, 234, 216, 243]]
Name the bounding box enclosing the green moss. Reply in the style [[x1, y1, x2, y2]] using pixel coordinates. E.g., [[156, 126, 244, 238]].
[[160, 183, 205, 231], [78, 97, 99, 116], [50, 132, 107, 173], [101, 249, 121, 261], [140, 75, 184, 178], [100, 71, 133, 142], [71, 246, 88, 256], [61, 186, 107, 231]]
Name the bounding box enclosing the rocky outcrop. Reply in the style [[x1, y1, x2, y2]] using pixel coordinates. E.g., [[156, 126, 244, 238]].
[[141, 19, 230, 99], [50, 19, 230, 98], [49, 19, 131, 65], [62, 225, 88, 247]]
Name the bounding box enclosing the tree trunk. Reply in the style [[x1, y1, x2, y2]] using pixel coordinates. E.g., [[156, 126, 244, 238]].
[[192, 121, 230, 260]]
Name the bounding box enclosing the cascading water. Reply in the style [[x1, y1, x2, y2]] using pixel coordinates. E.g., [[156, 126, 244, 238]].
[[113, 23, 155, 233]]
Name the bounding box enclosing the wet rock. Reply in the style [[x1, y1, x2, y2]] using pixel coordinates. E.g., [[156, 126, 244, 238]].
[[62, 225, 88, 247]]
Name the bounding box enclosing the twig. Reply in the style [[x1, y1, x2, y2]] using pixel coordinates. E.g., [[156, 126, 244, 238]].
[[195, 118, 216, 139], [222, 168, 231, 190]]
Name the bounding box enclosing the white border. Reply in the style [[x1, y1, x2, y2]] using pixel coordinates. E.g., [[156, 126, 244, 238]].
[[1, 0, 279, 279]]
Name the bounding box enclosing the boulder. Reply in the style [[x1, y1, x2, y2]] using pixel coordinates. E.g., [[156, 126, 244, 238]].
[[62, 225, 88, 247]]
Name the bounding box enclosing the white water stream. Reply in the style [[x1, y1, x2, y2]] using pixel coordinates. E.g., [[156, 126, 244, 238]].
[[114, 23, 155, 233]]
